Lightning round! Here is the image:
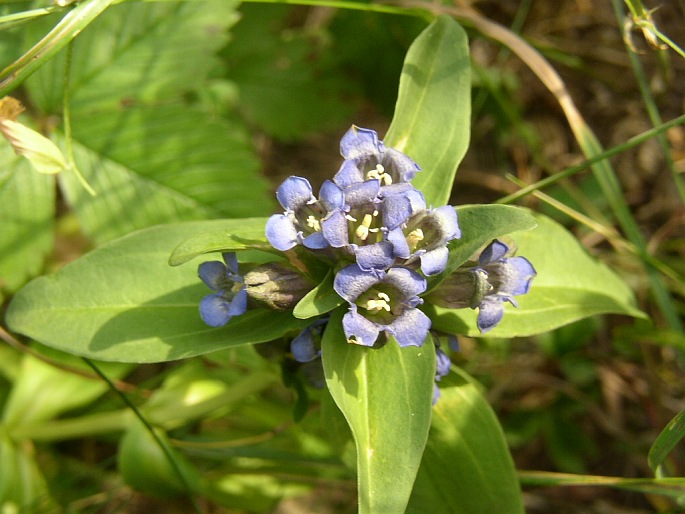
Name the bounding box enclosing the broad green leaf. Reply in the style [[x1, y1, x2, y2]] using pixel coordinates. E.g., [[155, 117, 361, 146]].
[[25, 1, 239, 113], [407, 368, 524, 514], [426, 213, 647, 337], [6, 221, 309, 363], [169, 218, 271, 266], [649, 407, 685, 477], [322, 308, 435, 514], [428, 204, 538, 290], [293, 270, 344, 319], [385, 16, 470, 207], [0, 143, 54, 296], [58, 105, 271, 244]]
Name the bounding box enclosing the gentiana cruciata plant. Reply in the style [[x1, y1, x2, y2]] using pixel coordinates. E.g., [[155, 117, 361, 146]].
[[198, 125, 537, 401]]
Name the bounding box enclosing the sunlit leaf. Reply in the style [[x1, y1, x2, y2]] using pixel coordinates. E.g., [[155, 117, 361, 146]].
[[6, 221, 309, 363], [407, 367, 524, 514], [385, 16, 470, 207], [426, 213, 647, 337], [322, 308, 435, 514], [293, 270, 344, 319], [0, 144, 54, 296]]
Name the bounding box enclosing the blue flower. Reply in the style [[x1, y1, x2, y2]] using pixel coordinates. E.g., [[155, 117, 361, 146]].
[[432, 347, 451, 404], [266, 176, 344, 251], [426, 239, 536, 333], [290, 318, 327, 363], [387, 204, 461, 275], [333, 264, 431, 347], [334, 126, 421, 189], [475, 240, 536, 332], [198, 253, 248, 327]]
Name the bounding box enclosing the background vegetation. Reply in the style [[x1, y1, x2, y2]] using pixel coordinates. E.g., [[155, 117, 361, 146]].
[[1, 0, 684, 512]]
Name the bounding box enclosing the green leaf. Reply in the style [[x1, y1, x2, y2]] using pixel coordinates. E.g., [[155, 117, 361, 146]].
[[649, 407, 685, 477], [322, 308, 435, 514], [293, 270, 344, 319], [169, 218, 271, 266], [6, 221, 309, 363], [385, 16, 470, 207], [58, 105, 271, 244], [25, 1, 239, 113], [426, 213, 647, 337], [407, 368, 524, 514], [0, 143, 54, 296], [222, 4, 357, 140], [429, 204, 537, 290]]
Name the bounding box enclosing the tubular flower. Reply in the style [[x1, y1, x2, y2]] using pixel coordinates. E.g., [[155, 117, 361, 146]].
[[333, 264, 431, 347], [387, 204, 461, 276], [198, 253, 248, 327], [426, 239, 536, 333], [334, 125, 421, 189], [265, 176, 344, 251]]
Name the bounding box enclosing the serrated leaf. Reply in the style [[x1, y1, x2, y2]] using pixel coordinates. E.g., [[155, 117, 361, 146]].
[[385, 16, 470, 207], [169, 218, 271, 266], [407, 368, 524, 514], [293, 269, 344, 319], [322, 308, 435, 514], [0, 143, 54, 295], [426, 213, 647, 337], [57, 105, 271, 244], [6, 221, 309, 363], [25, 1, 239, 113]]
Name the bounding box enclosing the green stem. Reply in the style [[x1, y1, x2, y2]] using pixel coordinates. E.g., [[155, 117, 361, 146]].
[[62, 40, 96, 196], [0, 0, 116, 96]]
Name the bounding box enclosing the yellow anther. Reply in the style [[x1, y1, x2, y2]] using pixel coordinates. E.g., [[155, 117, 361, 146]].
[[366, 164, 393, 185], [355, 213, 374, 240], [364, 292, 391, 313], [306, 215, 321, 231], [407, 228, 424, 249]]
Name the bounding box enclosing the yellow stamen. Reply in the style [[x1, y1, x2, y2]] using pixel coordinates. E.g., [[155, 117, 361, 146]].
[[355, 213, 374, 240], [366, 164, 392, 185], [306, 215, 321, 231], [406, 228, 424, 249], [364, 292, 391, 312]]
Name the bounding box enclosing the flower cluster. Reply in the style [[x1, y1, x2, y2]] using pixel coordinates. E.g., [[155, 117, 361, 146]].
[[197, 125, 536, 400]]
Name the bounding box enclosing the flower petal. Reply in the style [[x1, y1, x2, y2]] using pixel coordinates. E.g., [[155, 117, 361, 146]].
[[419, 246, 449, 276], [321, 209, 349, 248], [198, 261, 228, 291], [343, 180, 380, 208], [222, 252, 241, 278], [340, 126, 381, 160], [477, 298, 505, 333], [387, 227, 411, 259], [291, 326, 321, 363], [319, 179, 345, 212], [383, 147, 421, 183], [435, 347, 451, 379], [431, 205, 461, 242], [354, 241, 396, 271], [266, 213, 299, 251], [384, 267, 427, 298], [386, 307, 431, 347], [382, 193, 413, 230], [342, 308, 380, 346], [276, 176, 315, 211], [199, 293, 234, 327], [333, 264, 383, 302], [479, 239, 509, 265], [334, 159, 365, 188], [303, 231, 329, 249]]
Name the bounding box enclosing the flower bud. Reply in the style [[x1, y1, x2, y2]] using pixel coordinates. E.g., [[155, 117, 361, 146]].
[[244, 262, 314, 311], [425, 268, 492, 309]]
